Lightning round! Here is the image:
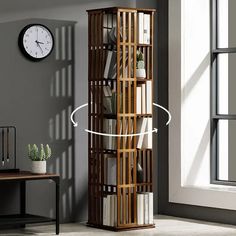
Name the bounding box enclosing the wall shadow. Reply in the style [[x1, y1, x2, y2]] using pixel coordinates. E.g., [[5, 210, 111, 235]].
[[0, 18, 76, 223]]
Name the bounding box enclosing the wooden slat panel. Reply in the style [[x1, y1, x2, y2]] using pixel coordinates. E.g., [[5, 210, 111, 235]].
[[116, 11, 121, 227]]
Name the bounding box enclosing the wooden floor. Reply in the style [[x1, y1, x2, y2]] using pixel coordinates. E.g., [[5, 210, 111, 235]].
[[1, 215, 236, 235]]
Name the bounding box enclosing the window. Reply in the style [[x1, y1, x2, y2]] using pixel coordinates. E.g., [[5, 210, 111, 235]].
[[211, 0, 236, 184]]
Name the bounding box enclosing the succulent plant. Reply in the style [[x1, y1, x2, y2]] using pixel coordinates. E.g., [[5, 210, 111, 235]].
[[28, 144, 52, 161], [136, 50, 145, 69]]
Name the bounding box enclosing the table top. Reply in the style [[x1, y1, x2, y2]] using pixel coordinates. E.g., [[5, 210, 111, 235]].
[[0, 171, 59, 181]]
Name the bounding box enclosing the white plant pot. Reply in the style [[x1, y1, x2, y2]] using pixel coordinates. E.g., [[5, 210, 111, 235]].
[[31, 161, 46, 174], [136, 68, 146, 79]]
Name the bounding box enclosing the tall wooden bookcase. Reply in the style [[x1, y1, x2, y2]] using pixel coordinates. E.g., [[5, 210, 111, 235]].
[[87, 7, 155, 231]]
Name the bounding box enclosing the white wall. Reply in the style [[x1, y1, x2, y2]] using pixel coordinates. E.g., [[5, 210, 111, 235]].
[[169, 0, 236, 210]]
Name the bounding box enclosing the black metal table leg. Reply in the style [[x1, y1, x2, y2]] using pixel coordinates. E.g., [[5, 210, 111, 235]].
[[20, 181, 26, 228], [55, 177, 60, 235]]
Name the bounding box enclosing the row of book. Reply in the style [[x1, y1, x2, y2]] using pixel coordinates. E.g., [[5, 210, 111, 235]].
[[136, 81, 152, 114], [104, 50, 129, 79], [103, 192, 153, 226], [103, 80, 152, 115], [138, 12, 151, 44], [103, 117, 152, 150], [137, 192, 153, 225]]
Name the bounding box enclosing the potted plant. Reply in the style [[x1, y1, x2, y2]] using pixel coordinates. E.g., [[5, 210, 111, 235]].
[[136, 50, 146, 79], [27, 144, 52, 174]]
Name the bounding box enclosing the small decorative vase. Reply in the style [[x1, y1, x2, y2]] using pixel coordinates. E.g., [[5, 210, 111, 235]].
[[31, 161, 46, 174], [136, 68, 146, 79]]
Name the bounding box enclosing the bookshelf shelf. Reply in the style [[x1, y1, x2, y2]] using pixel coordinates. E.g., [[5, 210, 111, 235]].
[[87, 7, 156, 231]]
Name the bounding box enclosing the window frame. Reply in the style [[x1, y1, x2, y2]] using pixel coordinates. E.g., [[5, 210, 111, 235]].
[[211, 0, 236, 185]]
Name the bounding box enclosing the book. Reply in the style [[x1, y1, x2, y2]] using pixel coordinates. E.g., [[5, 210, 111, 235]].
[[138, 13, 144, 44], [143, 118, 152, 149], [114, 195, 117, 226], [136, 118, 148, 149], [141, 84, 146, 114], [103, 197, 108, 225], [106, 195, 112, 226], [146, 81, 152, 114], [148, 192, 153, 224], [136, 86, 142, 114], [107, 156, 116, 185], [103, 119, 117, 149], [137, 193, 144, 225], [103, 86, 112, 114], [143, 14, 150, 44], [144, 193, 149, 224], [104, 51, 113, 78]]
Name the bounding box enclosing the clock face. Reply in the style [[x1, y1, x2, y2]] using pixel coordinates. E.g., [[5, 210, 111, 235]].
[[19, 24, 54, 61]]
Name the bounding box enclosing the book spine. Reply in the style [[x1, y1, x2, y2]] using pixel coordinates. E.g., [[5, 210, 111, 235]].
[[114, 195, 117, 226], [138, 13, 144, 44], [141, 84, 146, 114], [143, 14, 150, 44], [146, 81, 152, 114], [137, 193, 144, 225], [103, 197, 107, 225], [106, 195, 111, 226], [104, 51, 112, 78], [147, 118, 153, 149], [148, 192, 154, 224], [144, 193, 149, 224], [136, 86, 142, 114]]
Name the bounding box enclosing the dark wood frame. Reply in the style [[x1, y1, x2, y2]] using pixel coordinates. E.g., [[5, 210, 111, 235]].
[[87, 7, 156, 231], [0, 171, 60, 235]]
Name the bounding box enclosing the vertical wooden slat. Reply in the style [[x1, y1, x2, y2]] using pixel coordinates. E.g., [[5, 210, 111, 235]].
[[116, 11, 121, 227], [121, 11, 126, 225], [133, 11, 137, 225], [128, 12, 132, 224], [88, 13, 92, 223]]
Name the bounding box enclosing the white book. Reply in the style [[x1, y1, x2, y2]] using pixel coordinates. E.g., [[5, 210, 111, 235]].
[[136, 86, 142, 114], [112, 120, 117, 149], [143, 118, 152, 149], [146, 81, 152, 114], [114, 195, 117, 226], [106, 195, 112, 226], [138, 12, 144, 44], [141, 84, 146, 114], [148, 192, 154, 224], [137, 193, 144, 225], [107, 158, 116, 185], [144, 193, 149, 224], [137, 118, 148, 149], [110, 195, 115, 227], [108, 119, 113, 149], [103, 197, 108, 225], [104, 51, 113, 78], [143, 14, 150, 44]]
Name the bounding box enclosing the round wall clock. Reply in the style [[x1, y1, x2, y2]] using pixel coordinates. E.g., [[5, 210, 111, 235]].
[[18, 24, 54, 61]]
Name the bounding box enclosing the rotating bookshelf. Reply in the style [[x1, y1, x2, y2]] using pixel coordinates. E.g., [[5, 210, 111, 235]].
[[87, 7, 156, 231]]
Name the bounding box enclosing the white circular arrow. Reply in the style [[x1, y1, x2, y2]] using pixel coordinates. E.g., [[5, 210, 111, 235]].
[[85, 128, 158, 137], [70, 102, 171, 137], [153, 102, 171, 125], [70, 103, 88, 127]]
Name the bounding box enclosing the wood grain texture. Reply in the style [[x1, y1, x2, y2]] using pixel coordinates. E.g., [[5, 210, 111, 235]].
[[87, 7, 155, 230]]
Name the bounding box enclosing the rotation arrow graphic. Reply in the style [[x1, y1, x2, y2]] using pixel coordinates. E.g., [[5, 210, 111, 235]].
[[153, 102, 171, 125], [85, 128, 158, 137], [70, 103, 89, 127]]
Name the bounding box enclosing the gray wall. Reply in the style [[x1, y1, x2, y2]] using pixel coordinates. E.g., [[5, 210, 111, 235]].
[[0, 18, 75, 223]]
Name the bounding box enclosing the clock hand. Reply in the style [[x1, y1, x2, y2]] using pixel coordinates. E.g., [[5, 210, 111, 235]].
[[38, 43, 44, 54], [36, 40, 44, 45]]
